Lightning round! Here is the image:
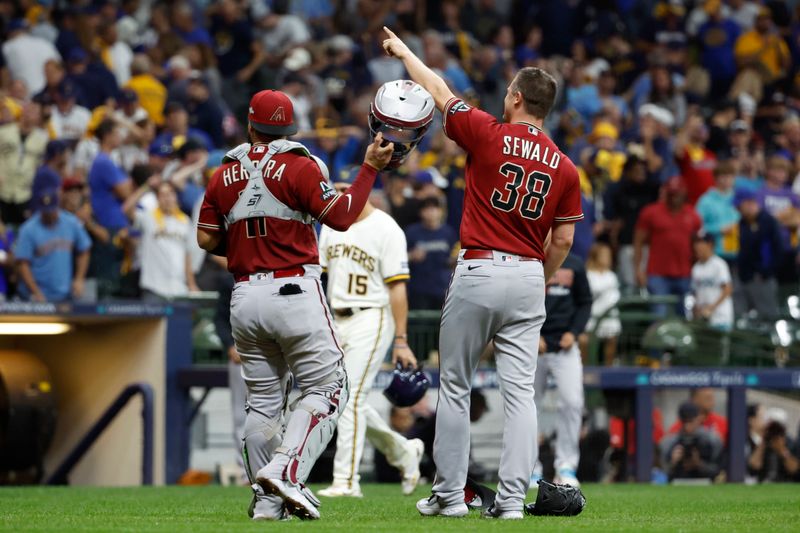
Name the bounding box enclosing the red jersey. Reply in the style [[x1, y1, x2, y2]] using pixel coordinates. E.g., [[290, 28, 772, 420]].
[[677, 146, 716, 205], [668, 412, 728, 442], [636, 201, 702, 278], [442, 97, 583, 260], [198, 143, 375, 277]]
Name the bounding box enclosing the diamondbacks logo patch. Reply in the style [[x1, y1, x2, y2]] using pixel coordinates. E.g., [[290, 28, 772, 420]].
[[449, 101, 471, 114], [270, 106, 286, 122], [320, 181, 337, 201]]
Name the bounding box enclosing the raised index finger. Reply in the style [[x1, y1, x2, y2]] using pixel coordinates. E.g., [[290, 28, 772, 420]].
[[383, 26, 397, 39]]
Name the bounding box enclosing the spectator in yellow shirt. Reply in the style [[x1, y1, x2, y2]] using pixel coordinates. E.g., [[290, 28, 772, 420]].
[[125, 54, 166, 126], [734, 7, 790, 84]]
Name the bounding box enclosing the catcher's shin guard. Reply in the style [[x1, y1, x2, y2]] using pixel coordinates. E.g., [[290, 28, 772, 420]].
[[277, 368, 349, 485]]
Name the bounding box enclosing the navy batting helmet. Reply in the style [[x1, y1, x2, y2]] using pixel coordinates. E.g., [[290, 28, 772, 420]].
[[383, 363, 429, 407]]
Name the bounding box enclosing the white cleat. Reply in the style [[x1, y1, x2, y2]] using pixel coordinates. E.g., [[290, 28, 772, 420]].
[[257, 476, 320, 520], [555, 468, 581, 488], [399, 439, 425, 496], [482, 504, 523, 520], [318, 484, 363, 498], [416, 495, 469, 517]]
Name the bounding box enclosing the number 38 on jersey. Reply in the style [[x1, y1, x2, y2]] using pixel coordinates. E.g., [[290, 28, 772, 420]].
[[490, 162, 551, 220]]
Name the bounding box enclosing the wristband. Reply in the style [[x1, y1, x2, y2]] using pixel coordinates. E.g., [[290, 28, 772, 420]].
[[394, 334, 408, 340]]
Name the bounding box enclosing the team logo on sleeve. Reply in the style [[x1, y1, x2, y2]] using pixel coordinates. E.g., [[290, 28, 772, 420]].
[[320, 181, 337, 201], [449, 101, 471, 114]]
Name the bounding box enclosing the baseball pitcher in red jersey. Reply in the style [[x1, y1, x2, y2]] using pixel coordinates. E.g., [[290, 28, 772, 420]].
[[196, 90, 394, 521], [382, 28, 583, 519]]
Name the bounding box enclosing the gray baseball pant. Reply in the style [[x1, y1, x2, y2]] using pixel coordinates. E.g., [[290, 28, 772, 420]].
[[534, 344, 583, 471], [230, 265, 347, 485], [432, 251, 546, 512]]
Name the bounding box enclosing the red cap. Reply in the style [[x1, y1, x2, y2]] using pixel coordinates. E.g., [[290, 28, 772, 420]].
[[248, 90, 297, 136]]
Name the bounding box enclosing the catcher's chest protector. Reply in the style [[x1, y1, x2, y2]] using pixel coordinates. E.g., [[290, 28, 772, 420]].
[[225, 140, 315, 226]]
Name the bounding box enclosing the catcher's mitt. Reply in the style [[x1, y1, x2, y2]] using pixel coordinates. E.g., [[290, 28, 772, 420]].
[[524, 480, 586, 516], [463, 477, 496, 511]]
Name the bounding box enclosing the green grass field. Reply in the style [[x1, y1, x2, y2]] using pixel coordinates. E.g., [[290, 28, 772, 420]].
[[1, 483, 798, 532]]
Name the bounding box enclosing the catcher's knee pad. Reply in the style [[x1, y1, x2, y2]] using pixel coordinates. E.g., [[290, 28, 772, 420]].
[[279, 367, 349, 484], [242, 409, 283, 484]]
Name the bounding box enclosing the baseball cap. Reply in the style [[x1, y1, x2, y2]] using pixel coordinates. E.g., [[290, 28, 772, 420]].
[[118, 88, 139, 104], [590, 121, 619, 142], [45, 140, 68, 161], [335, 165, 360, 186], [35, 189, 60, 213], [62, 178, 85, 191], [678, 402, 700, 423], [638, 103, 675, 128], [729, 119, 749, 133], [57, 80, 78, 100], [248, 90, 297, 136], [414, 168, 449, 189], [734, 188, 758, 206], [693, 231, 715, 244], [67, 47, 89, 64], [7, 19, 28, 32], [149, 140, 174, 157]]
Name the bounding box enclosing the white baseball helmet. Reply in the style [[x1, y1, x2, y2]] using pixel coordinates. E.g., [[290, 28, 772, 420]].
[[369, 80, 435, 168]]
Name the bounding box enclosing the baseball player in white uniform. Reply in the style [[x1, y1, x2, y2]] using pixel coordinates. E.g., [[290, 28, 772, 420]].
[[317, 80, 435, 498], [318, 166, 424, 498]]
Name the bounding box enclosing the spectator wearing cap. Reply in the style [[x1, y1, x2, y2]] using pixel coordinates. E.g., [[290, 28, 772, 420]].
[[125, 54, 167, 126], [186, 73, 225, 148], [65, 47, 120, 111], [164, 139, 209, 215], [724, 119, 765, 188], [152, 102, 214, 153], [209, 0, 267, 120], [48, 80, 91, 141], [697, 1, 742, 99], [1, 19, 61, 95], [634, 177, 702, 316], [757, 156, 800, 282], [604, 156, 660, 290], [405, 196, 458, 310], [661, 401, 723, 481], [61, 179, 110, 247], [675, 114, 717, 205], [13, 189, 91, 302], [0, 102, 48, 225], [88, 119, 134, 297], [637, 103, 678, 183], [122, 178, 199, 301], [734, 6, 791, 91], [690, 232, 734, 330], [31, 141, 70, 207], [696, 160, 741, 262], [734, 188, 782, 317]]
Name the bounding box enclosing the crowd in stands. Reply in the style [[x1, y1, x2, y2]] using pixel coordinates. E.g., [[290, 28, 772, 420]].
[[0, 0, 798, 333]]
